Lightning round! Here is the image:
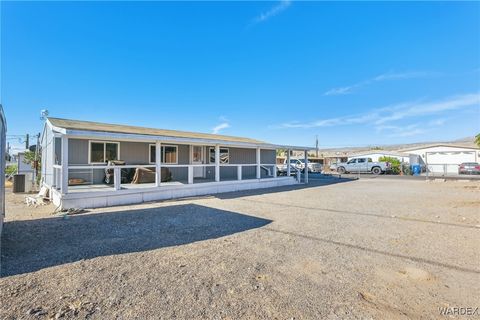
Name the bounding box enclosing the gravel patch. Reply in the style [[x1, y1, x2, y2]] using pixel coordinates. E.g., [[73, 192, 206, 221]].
[[1, 177, 479, 319]]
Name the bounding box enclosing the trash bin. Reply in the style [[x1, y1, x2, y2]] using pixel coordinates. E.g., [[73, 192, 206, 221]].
[[411, 164, 421, 176], [13, 174, 26, 193]]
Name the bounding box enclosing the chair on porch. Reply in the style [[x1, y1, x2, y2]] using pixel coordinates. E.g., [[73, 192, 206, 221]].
[[104, 160, 135, 184], [131, 167, 172, 184]]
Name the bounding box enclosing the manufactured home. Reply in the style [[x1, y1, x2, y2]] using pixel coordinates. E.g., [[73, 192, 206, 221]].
[[41, 118, 311, 209], [399, 144, 480, 174]]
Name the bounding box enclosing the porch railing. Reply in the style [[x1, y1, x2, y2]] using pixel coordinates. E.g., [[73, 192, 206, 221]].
[[57, 163, 296, 194]]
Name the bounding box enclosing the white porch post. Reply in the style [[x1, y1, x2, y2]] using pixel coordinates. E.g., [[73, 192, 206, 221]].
[[256, 147, 261, 179], [188, 166, 194, 184], [61, 135, 69, 194], [215, 145, 220, 182], [304, 150, 309, 184], [114, 167, 121, 190], [237, 165, 242, 180], [155, 141, 161, 187], [286, 149, 291, 176]]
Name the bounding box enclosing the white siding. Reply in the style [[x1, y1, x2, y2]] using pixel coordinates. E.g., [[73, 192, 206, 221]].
[[405, 146, 479, 165]]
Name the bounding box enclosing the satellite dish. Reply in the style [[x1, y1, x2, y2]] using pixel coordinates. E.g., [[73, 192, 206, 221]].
[[40, 109, 49, 120]]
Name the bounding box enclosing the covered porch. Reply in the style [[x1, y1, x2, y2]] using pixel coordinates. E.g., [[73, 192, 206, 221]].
[[49, 138, 310, 209]]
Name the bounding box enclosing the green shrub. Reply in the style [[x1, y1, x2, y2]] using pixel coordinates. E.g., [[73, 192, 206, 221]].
[[379, 156, 401, 174], [6, 164, 17, 176]]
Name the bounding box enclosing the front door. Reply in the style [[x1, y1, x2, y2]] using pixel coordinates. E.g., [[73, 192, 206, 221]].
[[192, 146, 205, 178]]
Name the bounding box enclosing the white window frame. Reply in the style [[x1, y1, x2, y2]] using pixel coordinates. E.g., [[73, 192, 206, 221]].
[[209, 147, 229, 164], [190, 145, 204, 163], [149, 144, 178, 164], [88, 140, 121, 164]]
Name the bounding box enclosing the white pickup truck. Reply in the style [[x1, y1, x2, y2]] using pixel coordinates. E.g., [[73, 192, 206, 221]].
[[277, 158, 322, 175], [335, 157, 390, 175]]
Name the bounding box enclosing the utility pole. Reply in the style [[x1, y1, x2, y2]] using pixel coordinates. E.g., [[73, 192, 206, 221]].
[[25, 134, 30, 150], [315, 135, 319, 158], [34, 133, 40, 185]]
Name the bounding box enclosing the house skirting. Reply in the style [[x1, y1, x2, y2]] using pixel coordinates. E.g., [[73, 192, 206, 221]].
[[51, 177, 298, 209]]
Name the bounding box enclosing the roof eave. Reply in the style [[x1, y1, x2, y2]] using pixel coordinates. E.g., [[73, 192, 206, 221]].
[[61, 128, 311, 150]]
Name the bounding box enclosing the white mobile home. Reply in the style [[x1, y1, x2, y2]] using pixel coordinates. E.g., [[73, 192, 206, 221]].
[[399, 144, 480, 174], [41, 118, 311, 209]]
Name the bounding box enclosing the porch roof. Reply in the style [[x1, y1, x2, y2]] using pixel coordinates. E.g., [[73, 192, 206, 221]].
[[47, 117, 312, 150]]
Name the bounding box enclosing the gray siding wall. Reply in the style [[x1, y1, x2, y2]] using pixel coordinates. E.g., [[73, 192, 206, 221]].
[[67, 139, 192, 183]]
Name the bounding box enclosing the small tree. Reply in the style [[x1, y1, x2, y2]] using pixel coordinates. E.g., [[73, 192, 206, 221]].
[[379, 156, 401, 174], [475, 133, 480, 147]]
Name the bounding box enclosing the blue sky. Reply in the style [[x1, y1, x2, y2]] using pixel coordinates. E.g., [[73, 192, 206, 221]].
[[2, 1, 479, 152]]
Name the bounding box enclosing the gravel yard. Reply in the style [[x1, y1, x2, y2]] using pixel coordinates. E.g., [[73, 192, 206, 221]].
[[1, 176, 479, 319]]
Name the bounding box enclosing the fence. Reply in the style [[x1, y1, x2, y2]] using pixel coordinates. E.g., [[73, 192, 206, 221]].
[[425, 164, 462, 178]]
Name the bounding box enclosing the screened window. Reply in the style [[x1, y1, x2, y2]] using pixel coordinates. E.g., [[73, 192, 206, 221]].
[[149, 145, 178, 164], [209, 147, 229, 164], [89, 141, 119, 163], [150, 145, 156, 163]]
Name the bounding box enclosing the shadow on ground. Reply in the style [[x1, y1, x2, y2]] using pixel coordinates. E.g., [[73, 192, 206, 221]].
[[1, 204, 271, 277]]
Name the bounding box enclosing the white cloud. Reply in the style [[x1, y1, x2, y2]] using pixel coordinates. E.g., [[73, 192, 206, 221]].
[[277, 93, 480, 133], [212, 122, 230, 134], [324, 71, 433, 96], [374, 93, 480, 125], [251, 0, 291, 25]]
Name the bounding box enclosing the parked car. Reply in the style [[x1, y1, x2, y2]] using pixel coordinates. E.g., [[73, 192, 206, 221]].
[[335, 157, 391, 175], [277, 159, 301, 176], [277, 158, 322, 175], [458, 162, 480, 175], [297, 159, 323, 173]]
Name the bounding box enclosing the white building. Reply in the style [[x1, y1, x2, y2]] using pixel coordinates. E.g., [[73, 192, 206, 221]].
[[17, 152, 35, 174], [399, 144, 480, 174]]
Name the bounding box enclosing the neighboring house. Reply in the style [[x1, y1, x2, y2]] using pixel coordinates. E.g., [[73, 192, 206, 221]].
[[41, 117, 311, 209], [348, 151, 411, 163], [17, 152, 35, 174], [399, 144, 480, 174], [0, 105, 6, 238], [321, 152, 350, 171]]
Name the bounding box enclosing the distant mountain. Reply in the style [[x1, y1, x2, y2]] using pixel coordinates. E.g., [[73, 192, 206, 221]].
[[317, 136, 477, 157]]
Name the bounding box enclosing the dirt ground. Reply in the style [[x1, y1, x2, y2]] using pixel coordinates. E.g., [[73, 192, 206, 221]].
[[1, 176, 479, 319]]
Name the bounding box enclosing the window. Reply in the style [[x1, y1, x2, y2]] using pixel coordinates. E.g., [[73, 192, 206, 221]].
[[149, 144, 178, 164], [164, 146, 177, 163], [347, 159, 357, 164], [357, 158, 366, 163], [89, 141, 119, 163], [149, 145, 156, 163], [209, 147, 229, 164]]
